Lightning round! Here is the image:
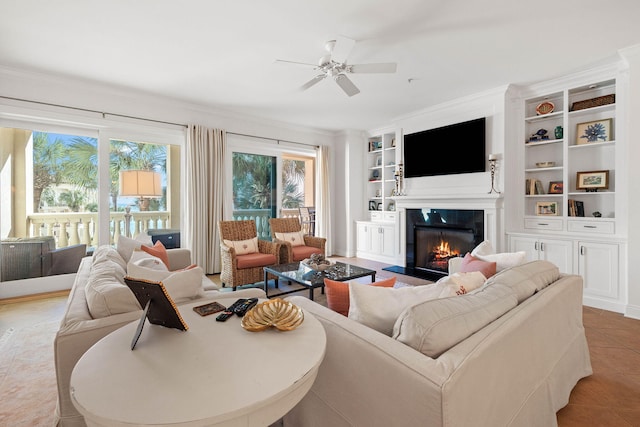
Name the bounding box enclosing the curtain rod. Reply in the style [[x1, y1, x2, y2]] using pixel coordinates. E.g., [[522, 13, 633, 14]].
[[1, 95, 320, 148], [0, 95, 187, 128], [227, 131, 319, 149]]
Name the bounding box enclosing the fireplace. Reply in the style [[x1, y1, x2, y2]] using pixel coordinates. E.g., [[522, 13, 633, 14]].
[[406, 208, 484, 278]]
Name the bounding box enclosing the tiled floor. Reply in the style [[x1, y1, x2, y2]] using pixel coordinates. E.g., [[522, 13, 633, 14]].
[[2, 257, 640, 426]]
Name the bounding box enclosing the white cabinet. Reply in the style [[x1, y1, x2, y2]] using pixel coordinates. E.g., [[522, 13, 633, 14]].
[[510, 235, 573, 273], [577, 241, 619, 301], [356, 220, 398, 263]]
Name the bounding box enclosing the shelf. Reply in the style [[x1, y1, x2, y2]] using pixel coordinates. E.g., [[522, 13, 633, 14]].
[[569, 140, 615, 149], [525, 138, 563, 147], [525, 194, 563, 198], [568, 103, 615, 118], [524, 110, 564, 122], [525, 166, 563, 172], [567, 191, 615, 196]]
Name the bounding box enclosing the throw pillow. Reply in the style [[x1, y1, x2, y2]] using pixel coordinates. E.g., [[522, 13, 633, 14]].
[[393, 283, 518, 358], [474, 251, 528, 272], [348, 281, 447, 336], [125, 265, 205, 303], [324, 276, 396, 316], [438, 271, 487, 298], [92, 245, 127, 271], [116, 233, 153, 263], [274, 231, 305, 247], [129, 249, 169, 272], [141, 240, 170, 268], [471, 240, 495, 257], [459, 252, 497, 278], [222, 237, 259, 255]]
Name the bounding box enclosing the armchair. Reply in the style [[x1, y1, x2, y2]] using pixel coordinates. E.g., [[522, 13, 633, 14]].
[[269, 217, 326, 263], [218, 220, 280, 291]]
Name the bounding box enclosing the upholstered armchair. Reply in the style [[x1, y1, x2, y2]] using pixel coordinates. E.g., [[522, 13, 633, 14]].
[[218, 220, 281, 291], [269, 217, 326, 263]]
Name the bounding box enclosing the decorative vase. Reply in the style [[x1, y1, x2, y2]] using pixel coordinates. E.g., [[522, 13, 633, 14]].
[[554, 126, 563, 139]]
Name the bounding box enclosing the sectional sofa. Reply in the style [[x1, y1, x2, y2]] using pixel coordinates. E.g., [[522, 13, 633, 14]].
[[283, 260, 592, 426]]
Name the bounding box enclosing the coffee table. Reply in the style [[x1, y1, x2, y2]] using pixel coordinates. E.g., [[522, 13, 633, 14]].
[[70, 297, 326, 427], [263, 261, 376, 300]]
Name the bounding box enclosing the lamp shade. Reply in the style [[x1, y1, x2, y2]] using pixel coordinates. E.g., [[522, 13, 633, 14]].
[[119, 170, 162, 197]]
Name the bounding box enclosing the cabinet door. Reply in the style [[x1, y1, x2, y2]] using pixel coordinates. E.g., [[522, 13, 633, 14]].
[[539, 239, 572, 273], [379, 225, 396, 257], [578, 241, 619, 300], [509, 236, 539, 262], [356, 223, 371, 252]]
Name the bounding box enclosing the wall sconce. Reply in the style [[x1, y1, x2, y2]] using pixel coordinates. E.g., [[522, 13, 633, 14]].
[[488, 154, 501, 194]]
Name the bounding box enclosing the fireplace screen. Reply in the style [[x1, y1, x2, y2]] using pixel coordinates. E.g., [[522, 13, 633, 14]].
[[414, 225, 476, 273]]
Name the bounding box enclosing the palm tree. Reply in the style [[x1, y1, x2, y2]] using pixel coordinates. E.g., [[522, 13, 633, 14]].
[[32, 133, 66, 211], [282, 159, 305, 208]]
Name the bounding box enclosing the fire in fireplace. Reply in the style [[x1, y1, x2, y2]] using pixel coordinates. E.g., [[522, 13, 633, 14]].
[[406, 208, 484, 278]]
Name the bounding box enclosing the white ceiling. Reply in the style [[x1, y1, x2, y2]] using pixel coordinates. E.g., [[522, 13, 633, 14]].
[[2, 0, 639, 132]]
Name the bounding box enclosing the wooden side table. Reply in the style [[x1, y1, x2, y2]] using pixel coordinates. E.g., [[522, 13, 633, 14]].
[[70, 297, 326, 426]]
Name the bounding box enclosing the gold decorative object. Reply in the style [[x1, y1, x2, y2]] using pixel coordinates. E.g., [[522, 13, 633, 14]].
[[241, 298, 304, 332]]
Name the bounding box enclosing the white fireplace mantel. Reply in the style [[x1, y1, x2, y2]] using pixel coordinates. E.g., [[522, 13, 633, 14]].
[[393, 193, 505, 266]]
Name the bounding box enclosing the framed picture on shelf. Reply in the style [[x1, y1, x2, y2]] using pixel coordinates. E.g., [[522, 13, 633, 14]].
[[536, 201, 558, 216], [576, 170, 609, 191], [548, 181, 564, 194], [391, 138, 396, 147], [576, 119, 612, 145], [377, 202, 383, 211], [388, 201, 395, 211], [369, 140, 382, 151], [375, 155, 383, 167], [368, 201, 377, 211]]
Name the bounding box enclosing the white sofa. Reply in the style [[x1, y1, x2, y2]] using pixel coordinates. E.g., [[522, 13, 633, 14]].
[[283, 260, 592, 427], [53, 247, 266, 427]]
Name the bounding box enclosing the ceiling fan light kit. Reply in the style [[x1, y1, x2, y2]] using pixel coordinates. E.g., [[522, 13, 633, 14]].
[[277, 36, 397, 97]]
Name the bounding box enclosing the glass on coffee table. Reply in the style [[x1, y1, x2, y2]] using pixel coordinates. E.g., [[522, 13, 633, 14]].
[[263, 261, 376, 301]]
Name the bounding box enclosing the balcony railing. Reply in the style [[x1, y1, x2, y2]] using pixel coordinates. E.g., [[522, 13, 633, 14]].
[[27, 211, 172, 249], [231, 208, 301, 240]]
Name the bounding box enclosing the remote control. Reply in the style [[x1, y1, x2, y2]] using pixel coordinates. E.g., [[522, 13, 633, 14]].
[[234, 298, 259, 316], [215, 299, 247, 322]]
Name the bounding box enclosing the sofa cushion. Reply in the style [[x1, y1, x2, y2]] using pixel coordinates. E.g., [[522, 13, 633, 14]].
[[348, 281, 449, 336], [393, 283, 518, 358], [223, 237, 259, 255], [275, 231, 305, 247], [116, 233, 153, 263], [483, 260, 561, 303], [92, 245, 127, 271], [86, 253, 141, 319], [325, 276, 396, 316], [125, 265, 206, 304], [460, 253, 497, 278]]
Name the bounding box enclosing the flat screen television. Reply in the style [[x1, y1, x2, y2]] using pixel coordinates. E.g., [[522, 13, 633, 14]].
[[403, 117, 486, 178]]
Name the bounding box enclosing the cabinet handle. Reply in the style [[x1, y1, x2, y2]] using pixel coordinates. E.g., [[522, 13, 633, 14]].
[[540, 242, 545, 251], [537, 223, 549, 226], [584, 225, 597, 229], [580, 246, 585, 256], [534, 242, 538, 251]]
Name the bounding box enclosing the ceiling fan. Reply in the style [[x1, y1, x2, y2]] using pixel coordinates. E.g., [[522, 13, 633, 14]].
[[276, 36, 397, 97]]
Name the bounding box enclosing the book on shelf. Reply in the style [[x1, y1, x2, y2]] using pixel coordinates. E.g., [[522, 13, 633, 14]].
[[525, 178, 545, 195], [568, 199, 585, 217]]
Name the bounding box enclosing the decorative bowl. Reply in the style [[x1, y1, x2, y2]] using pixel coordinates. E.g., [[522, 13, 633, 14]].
[[301, 259, 333, 271], [536, 161, 555, 168], [241, 299, 304, 332]]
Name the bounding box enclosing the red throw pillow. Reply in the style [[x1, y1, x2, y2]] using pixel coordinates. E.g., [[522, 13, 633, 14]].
[[324, 276, 396, 316], [141, 240, 170, 269], [459, 252, 497, 278]]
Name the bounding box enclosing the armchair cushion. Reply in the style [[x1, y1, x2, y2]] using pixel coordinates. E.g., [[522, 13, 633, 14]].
[[236, 252, 277, 269], [275, 231, 305, 247], [292, 245, 324, 262], [223, 237, 259, 255]]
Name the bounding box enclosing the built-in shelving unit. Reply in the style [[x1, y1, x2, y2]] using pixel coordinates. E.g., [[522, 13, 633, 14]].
[[367, 132, 397, 213]]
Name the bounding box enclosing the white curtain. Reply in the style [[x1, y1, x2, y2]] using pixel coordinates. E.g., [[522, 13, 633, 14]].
[[316, 145, 331, 255], [184, 125, 226, 274]]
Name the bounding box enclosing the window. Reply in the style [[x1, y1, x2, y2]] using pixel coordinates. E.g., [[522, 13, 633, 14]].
[[0, 122, 182, 296]]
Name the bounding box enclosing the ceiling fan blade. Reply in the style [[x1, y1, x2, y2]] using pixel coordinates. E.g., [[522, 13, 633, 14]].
[[331, 35, 356, 64], [275, 59, 317, 68], [350, 63, 397, 73], [334, 74, 360, 97], [300, 74, 326, 91]]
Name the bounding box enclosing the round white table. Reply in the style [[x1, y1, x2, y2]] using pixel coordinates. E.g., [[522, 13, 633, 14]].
[[70, 297, 326, 427]]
